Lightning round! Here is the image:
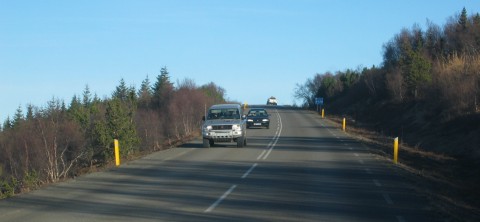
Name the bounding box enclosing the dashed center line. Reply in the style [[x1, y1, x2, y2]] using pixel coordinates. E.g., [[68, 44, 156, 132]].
[[373, 179, 382, 187], [383, 193, 394, 205], [205, 185, 237, 213], [262, 110, 283, 160], [242, 163, 258, 179], [396, 215, 407, 222], [257, 150, 266, 160]]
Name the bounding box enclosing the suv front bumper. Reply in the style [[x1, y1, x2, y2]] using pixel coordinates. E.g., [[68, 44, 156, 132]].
[[203, 130, 243, 142]]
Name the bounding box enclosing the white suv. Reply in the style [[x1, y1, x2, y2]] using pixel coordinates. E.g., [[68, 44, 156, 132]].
[[202, 104, 247, 148]]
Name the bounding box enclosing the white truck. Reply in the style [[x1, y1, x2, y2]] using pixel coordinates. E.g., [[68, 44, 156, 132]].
[[267, 96, 277, 105], [201, 104, 247, 148]]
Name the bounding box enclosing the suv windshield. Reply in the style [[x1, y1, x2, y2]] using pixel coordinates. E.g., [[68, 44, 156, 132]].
[[207, 108, 240, 120]]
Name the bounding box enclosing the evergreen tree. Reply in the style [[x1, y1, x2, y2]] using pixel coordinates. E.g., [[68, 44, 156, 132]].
[[400, 48, 432, 98], [474, 13, 480, 26], [104, 98, 139, 157], [26, 104, 34, 121], [139, 75, 152, 98], [13, 105, 23, 128], [459, 7, 468, 30], [68, 95, 90, 129], [3, 116, 13, 130], [152, 66, 174, 109], [339, 69, 359, 89], [138, 75, 152, 108], [82, 85, 92, 107], [113, 78, 129, 101]]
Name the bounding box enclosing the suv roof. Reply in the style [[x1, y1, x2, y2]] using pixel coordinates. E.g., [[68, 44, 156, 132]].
[[209, 104, 241, 109]]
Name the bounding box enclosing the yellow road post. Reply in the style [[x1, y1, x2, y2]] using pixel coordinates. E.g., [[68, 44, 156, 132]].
[[342, 118, 346, 131], [393, 137, 399, 164], [321, 109, 325, 118], [114, 139, 120, 167]]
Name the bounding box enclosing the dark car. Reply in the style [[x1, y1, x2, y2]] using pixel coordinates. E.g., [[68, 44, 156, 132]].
[[246, 108, 270, 129]]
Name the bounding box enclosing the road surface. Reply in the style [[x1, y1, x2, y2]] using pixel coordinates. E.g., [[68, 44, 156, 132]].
[[0, 106, 437, 221]]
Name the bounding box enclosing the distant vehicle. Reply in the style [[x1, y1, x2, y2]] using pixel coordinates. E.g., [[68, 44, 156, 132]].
[[246, 108, 270, 129], [267, 96, 277, 105], [201, 104, 247, 148]]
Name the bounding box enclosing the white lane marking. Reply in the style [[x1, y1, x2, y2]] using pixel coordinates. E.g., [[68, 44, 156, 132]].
[[242, 163, 258, 179], [262, 110, 282, 160], [205, 185, 237, 213], [354, 153, 359, 157], [396, 215, 406, 222], [382, 193, 394, 205], [365, 168, 372, 174], [358, 159, 364, 164], [257, 150, 266, 160], [348, 147, 353, 150], [373, 179, 382, 187]]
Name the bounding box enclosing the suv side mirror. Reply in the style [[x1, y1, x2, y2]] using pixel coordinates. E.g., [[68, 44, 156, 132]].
[[241, 114, 246, 120]]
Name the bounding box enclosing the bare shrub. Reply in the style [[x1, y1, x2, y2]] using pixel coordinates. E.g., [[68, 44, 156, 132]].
[[35, 115, 86, 183], [135, 109, 164, 151], [385, 68, 406, 102], [434, 53, 480, 117], [168, 79, 208, 141]]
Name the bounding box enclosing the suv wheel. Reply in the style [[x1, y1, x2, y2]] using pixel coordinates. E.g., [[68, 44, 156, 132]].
[[203, 139, 211, 148], [236, 136, 245, 148]]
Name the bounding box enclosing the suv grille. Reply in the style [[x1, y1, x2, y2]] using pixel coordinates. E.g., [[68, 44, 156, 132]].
[[212, 125, 232, 130]]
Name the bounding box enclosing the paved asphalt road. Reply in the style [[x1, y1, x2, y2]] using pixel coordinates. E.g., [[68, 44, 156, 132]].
[[0, 106, 437, 221]]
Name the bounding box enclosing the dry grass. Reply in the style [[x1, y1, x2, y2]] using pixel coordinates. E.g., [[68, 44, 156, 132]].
[[325, 114, 480, 221]]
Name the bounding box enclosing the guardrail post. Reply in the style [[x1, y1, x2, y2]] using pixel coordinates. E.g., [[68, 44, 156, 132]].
[[342, 118, 346, 131], [114, 139, 120, 167], [393, 137, 399, 164]]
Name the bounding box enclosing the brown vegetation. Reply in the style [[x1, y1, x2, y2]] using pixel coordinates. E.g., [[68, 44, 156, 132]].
[[0, 67, 227, 198]]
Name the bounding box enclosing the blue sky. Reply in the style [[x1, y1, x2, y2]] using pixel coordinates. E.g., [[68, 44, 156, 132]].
[[1, 0, 478, 122]]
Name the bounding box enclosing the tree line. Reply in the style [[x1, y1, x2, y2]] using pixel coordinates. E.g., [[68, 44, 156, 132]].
[[295, 8, 480, 119], [0, 67, 226, 198], [294, 8, 480, 161]]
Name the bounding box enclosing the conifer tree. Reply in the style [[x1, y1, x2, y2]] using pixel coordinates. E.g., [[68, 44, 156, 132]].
[[113, 78, 129, 101], [138, 75, 152, 108], [82, 85, 92, 107], [459, 7, 468, 30], [152, 66, 174, 109], [104, 98, 139, 157], [26, 104, 34, 121], [13, 105, 23, 128]]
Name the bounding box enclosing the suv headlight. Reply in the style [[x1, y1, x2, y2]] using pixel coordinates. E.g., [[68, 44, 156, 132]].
[[232, 124, 240, 130], [204, 125, 212, 131]]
